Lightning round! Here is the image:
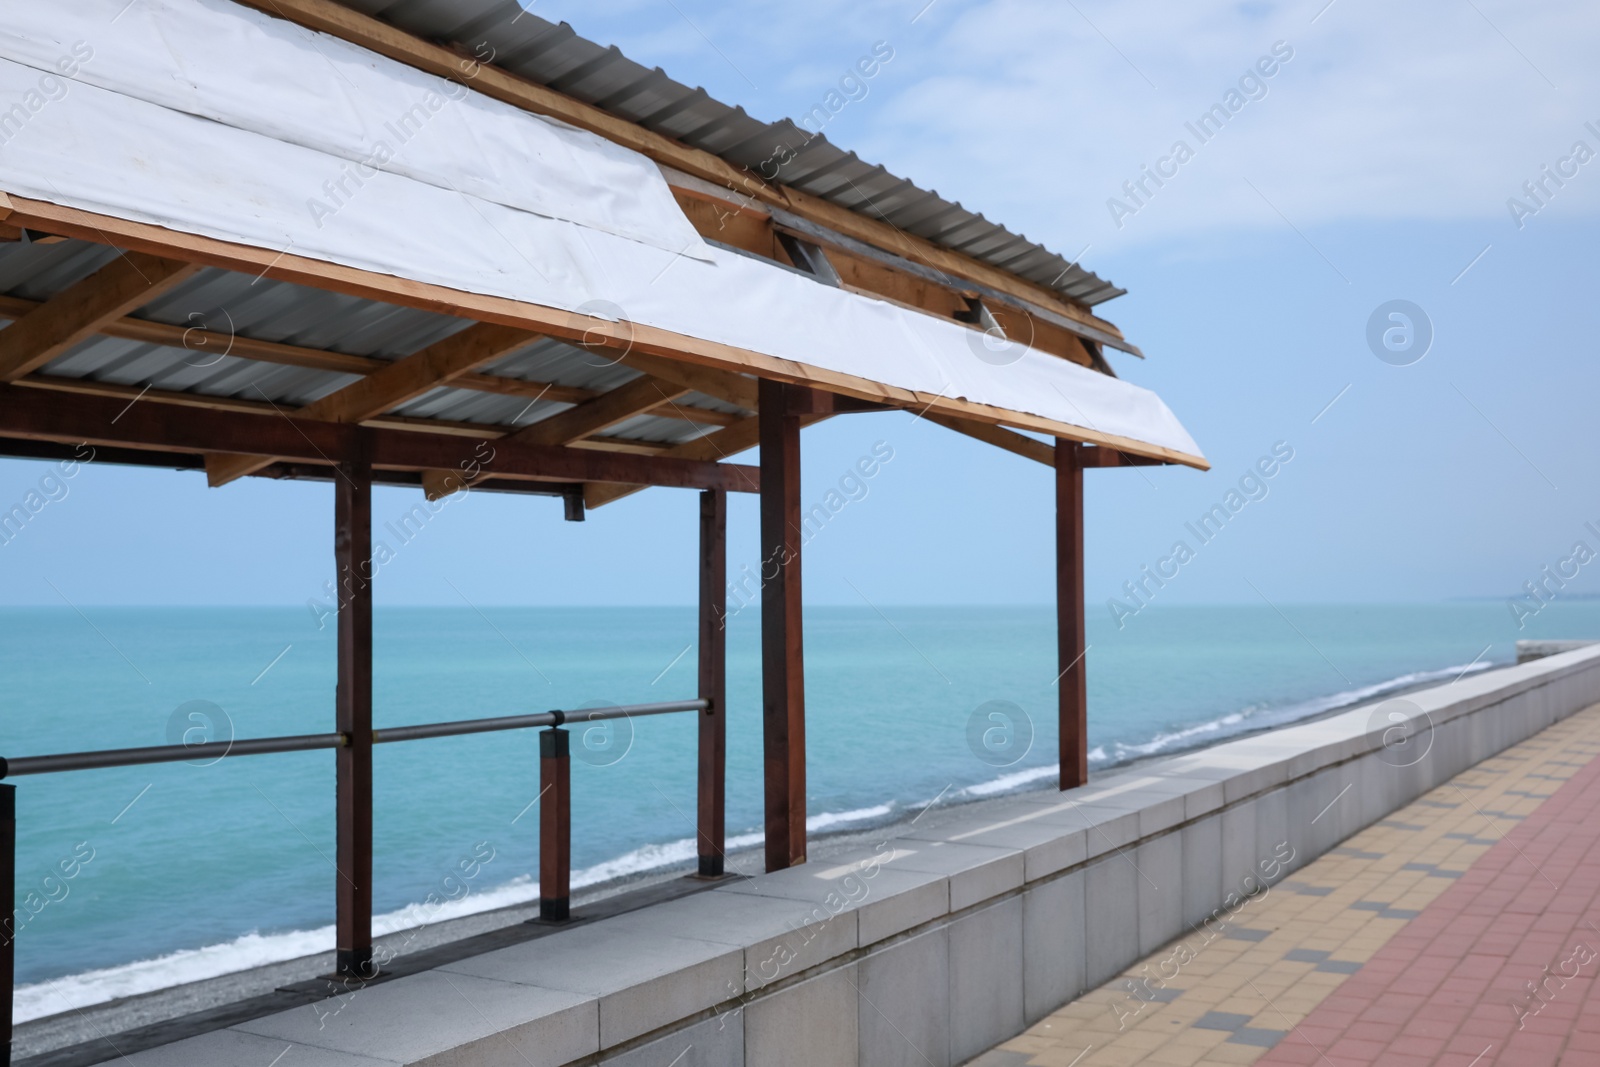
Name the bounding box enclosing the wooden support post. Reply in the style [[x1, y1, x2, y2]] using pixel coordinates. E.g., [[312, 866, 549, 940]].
[[1056, 440, 1089, 789], [759, 378, 806, 871], [2, 784, 14, 1067], [697, 488, 728, 877], [334, 454, 375, 978], [539, 728, 572, 921]]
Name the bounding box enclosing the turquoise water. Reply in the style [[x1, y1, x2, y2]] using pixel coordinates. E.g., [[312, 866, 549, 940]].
[[6, 601, 1600, 1018]]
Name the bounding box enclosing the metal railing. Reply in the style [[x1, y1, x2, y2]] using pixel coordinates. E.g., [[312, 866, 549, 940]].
[[0, 697, 714, 1066]]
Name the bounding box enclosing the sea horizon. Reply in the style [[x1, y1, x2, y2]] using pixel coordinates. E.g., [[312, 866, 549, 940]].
[[6, 600, 1600, 1023]]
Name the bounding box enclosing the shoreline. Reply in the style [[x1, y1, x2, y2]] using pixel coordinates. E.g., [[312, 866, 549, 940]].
[[12, 656, 1500, 1060]]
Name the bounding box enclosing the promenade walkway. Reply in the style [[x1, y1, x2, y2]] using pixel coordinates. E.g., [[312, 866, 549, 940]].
[[965, 703, 1600, 1067]]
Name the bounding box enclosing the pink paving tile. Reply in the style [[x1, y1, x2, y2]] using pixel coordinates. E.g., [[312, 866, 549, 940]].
[[1388, 1033, 1447, 1058], [1373, 1055, 1432, 1067], [1255, 741, 1600, 1067], [1325, 1036, 1390, 1061], [1345, 1020, 1402, 1043], [1567, 1028, 1600, 1052]]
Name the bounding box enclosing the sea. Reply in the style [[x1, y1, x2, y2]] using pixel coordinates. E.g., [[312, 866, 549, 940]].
[[5, 600, 1599, 1022]]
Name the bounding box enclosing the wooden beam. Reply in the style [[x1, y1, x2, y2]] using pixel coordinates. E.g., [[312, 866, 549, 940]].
[[0, 253, 199, 382], [1078, 446, 1169, 468], [11, 374, 669, 443], [769, 206, 1136, 357], [11, 344, 733, 429], [300, 323, 538, 423], [334, 450, 375, 979], [15, 373, 717, 462], [0, 196, 1208, 471], [697, 487, 728, 877], [0, 291, 605, 405], [450, 370, 595, 407], [568, 437, 677, 456], [676, 174, 1126, 364], [205, 322, 539, 486], [926, 414, 1056, 467], [1056, 441, 1088, 790], [760, 378, 807, 871], [376, 432, 755, 493], [778, 390, 892, 416], [583, 415, 762, 509], [0, 384, 759, 492], [620, 350, 759, 411], [416, 373, 696, 501], [671, 188, 780, 260], [504, 374, 690, 448], [229, 0, 1123, 339]]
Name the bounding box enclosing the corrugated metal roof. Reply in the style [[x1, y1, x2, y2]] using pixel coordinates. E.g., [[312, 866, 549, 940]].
[[0, 239, 746, 449], [340, 0, 1125, 307]]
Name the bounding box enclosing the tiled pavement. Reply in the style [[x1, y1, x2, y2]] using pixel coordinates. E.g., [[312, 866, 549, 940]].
[[964, 703, 1600, 1067]]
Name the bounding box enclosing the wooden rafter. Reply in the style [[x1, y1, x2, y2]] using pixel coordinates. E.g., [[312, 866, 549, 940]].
[[14, 376, 739, 465], [205, 322, 540, 486], [620, 351, 759, 411], [0, 384, 757, 492], [0, 292, 592, 405], [1079, 446, 1167, 468], [504, 373, 690, 448], [674, 182, 1106, 368], [925, 414, 1056, 466], [0, 293, 754, 425], [0, 252, 199, 381], [423, 372, 696, 498], [585, 415, 764, 509]]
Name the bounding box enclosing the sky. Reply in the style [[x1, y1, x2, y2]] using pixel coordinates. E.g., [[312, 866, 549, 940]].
[[2, 0, 1598, 610]]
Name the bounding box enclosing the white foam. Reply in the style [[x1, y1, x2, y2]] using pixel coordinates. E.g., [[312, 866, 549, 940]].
[[950, 660, 1501, 802], [955, 764, 1058, 799], [16, 661, 1495, 1023], [15, 802, 899, 1023], [1098, 660, 1495, 765], [13, 872, 545, 1023], [807, 803, 895, 831]]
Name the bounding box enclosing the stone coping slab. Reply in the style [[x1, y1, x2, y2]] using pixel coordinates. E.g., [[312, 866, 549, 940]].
[[89, 644, 1600, 1066]]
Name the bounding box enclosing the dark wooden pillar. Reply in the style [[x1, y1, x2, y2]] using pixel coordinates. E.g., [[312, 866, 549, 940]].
[[334, 456, 375, 978], [539, 728, 571, 920], [759, 379, 806, 871], [2, 783, 14, 1067], [1056, 440, 1089, 789], [697, 488, 728, 877]]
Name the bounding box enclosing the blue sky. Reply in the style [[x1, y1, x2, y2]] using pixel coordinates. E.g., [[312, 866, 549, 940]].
[[2, 0, 1597, 609]]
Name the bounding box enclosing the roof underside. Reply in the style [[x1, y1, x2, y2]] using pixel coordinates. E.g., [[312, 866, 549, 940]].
[[0, 239, 746, 451], [341, 0, 1125, 307]]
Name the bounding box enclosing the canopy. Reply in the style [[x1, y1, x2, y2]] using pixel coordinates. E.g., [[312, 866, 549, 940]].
[[0, 0, 1205, 467]]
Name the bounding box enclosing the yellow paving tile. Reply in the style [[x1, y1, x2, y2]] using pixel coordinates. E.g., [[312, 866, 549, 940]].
[[959, 702, 1600, 1066]]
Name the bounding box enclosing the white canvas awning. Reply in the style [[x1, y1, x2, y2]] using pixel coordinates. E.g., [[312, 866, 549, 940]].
[[0, 0, 1205, 467]]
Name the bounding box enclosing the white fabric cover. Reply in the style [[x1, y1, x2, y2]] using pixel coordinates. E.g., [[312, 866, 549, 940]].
[[0, 0, 1204, 461], [0, 0, 711, 259]]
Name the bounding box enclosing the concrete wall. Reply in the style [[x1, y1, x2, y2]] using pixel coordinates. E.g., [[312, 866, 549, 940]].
[[107, 645, 1600, 1067]]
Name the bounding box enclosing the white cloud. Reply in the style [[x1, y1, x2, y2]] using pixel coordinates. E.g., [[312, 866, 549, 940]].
[[530, 0, 1600, 257], [859, 0, 1600, 249]]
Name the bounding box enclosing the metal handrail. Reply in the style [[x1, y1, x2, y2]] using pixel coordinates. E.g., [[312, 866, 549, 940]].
[[0, 699, 708, 778], [0, 733, 346, 778], [372, 699, 706, 744]]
